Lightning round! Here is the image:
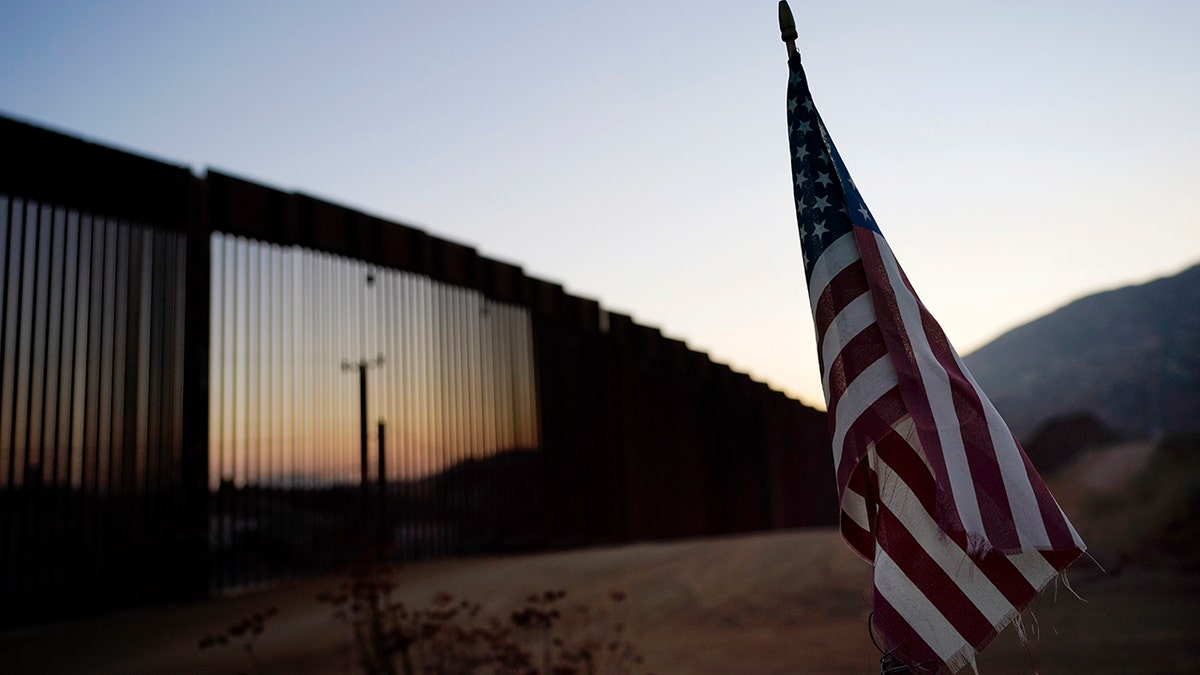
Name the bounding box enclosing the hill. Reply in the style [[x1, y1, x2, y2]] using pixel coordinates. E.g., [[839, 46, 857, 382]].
[[964, 263, 1200, 441]]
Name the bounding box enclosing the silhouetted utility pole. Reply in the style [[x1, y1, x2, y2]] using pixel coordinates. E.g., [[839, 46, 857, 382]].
[[342, 355, 384, 536]]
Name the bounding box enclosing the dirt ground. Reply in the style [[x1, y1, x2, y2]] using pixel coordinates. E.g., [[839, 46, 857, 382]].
[[1, 528, 1198, 675], [4, 440, 1198, 674]]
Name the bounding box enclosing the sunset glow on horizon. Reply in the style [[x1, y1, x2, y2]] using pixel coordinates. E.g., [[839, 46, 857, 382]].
[[207, 234, 540, 490]]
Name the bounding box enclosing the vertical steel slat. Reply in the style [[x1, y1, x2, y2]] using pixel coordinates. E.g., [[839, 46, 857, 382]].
[[57, 211, 81, 572], [40, 208, 63, 495], [452, 286, 463, 550], [416, 277, 429, 554], [230, 235, 242, 586], [96, 217, 116, 588], [31, 203, 51, 592], [208, 235, 221, 494], [378, 268, 389, 549], [316, 252, 326, 514], [129, 230, 148, 496], [412, 273, 422, 554], [227, 235, 239, 588], [406, 275, 418, 551], [248, 237, 260, 583], [284, 245, 296, 577], [464, 290, 477, 546], [261, 242, 271, 581], [142, 230, 163, 595], [210, 235, 224, 590], [109, 222, 129, 502], [265, 244, 275, 579], [417, 276, 428, 553], [445, 282, 458, 553], [13, 202, 38, 491], [443, 286, 457, 552], [483, 300, 497, 545], [242, 239, 253, 584], [1, 198, 19, 596], [43, 208, 66, 586], [460, 290, 471, 466], [318, 252, 326, 495], [445, 285, 457, 551], [335, 255, 344, 490], [430, 278, 440, 553], [0, 196, 15, 496], [436, 281, 445, 553], [144, 230, 162, 496], [248, 239, 260, 584], [323, 254, 333, 491], [289, 249, 299, 516], [81, 215, 103, 586], [122, 225, 143, 500], [149, 230, 164, 585], [132, 227, 151, 596], [298, 250, 310, 540], [349, 258, 362, 535], [114, 221, 132, 592], [292, 242, 304, 566], [0, 200, 25, 596], [172, 232, 188, 488], [476, 298, 488, 546], [396, 272, 410, 555], [138, 231, 156, 496], [27, 205, 51, 491], [313, 252, 324, 493]]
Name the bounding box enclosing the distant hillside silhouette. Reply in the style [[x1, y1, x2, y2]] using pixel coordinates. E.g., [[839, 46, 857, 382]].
[[964, 263, 1200, 441], [1023, 412, 1120, 476]]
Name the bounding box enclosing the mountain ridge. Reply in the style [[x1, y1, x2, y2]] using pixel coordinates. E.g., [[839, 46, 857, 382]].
[[964, 262, 1200, 441]]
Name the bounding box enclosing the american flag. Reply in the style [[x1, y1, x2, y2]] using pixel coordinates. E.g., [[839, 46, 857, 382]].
[[785, 53, 1086, 673]]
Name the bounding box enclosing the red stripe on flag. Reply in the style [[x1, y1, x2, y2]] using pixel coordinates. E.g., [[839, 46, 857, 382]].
[[873, 424, 969, 550], [876, 503, 999, 649], [872, 593, 943, 673], [1022, 446, 1086, 552], [975, 548, 1041, 610], [833, 386, 907, 493], [813, 258, 870, 342], [841, 466, 876, 560], [824, 323, 888, 412], [841, 512, 874, 560]]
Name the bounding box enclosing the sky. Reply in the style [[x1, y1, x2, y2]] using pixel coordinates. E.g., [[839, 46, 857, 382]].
[[2, 1, 1198, 409]]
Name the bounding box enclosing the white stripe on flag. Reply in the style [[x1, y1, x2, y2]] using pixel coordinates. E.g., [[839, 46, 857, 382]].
[[872, 231, 988, 544], [875, 548, 974, 668], [808, 232, 861, 313], [842, 485, 870, 532], [1007, 547, 1061, 589], [820, 292, 876, 400], [831, 355, 897, 473]]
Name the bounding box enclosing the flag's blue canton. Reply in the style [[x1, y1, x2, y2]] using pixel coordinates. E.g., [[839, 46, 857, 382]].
[[787, 55, 879, 282]]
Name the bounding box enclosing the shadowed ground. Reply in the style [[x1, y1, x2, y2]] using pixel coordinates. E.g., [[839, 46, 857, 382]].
[[3, 440, 1198, 673], [1, 528, 1198, 674]]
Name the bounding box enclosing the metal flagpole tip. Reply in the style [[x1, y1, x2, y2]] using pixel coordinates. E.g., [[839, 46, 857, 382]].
[[778, 1, 798, 55]]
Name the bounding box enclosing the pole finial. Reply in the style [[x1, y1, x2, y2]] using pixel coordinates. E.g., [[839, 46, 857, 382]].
[[778, 1, 798, 56]]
